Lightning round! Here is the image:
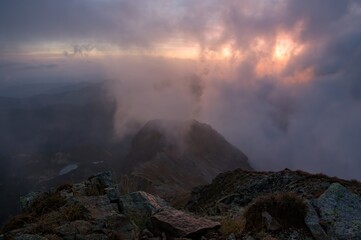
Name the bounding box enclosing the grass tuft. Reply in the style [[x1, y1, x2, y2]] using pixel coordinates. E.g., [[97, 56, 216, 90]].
[[244, 192, 307, 233], [220, 214, 245, 236]]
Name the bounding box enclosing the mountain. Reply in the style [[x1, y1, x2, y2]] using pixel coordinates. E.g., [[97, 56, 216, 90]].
[[122, 119, 252, 196], [0, 81, 253, 228], [0, 81, 116, 155]]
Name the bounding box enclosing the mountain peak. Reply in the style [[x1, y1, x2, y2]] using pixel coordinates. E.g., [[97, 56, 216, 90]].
[[123, 119, 252, 194]]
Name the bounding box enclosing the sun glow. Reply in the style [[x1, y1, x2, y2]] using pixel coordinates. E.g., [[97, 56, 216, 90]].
[[273, 34, 304, 63], [254, 29, 306, 81], [221, 47, 232, 58]]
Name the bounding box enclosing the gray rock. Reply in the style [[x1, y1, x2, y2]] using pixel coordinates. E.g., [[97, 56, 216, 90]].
[[14, 234, 47, 240], [54, 223, 78, 237], [71, 182, 88, 196], [142, 228, 154, 238], [72, 195, 119, 219], [119, 191, 168, 216], [69, 220, 92, 235], [317, 183, 361, 239], [103, 213, 139, 240], [262, 211, 282, 232], [93, 171, 116, 189], [227, 233, 236, 240], [304, 201, 329, 240], [88, 171, 117, 195], [19, 192, 45, 211], [105, 187, 120, 203], [76, 233, 108, 240], [151, 207, 220, 238]]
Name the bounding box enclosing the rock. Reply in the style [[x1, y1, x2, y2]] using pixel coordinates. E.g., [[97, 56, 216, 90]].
[[44, 235, 62, 240], [119, 191, 168, 216], [151, 207, 220, 238], [304, 201, 328, 240], [13, 234, 47, 240], [262, 211, 282, 232], [227, 233, 236, 240], [316, 183, 361, 239], [54, 223, 78, 238], [88, 171, 117, 195], [142, 228, 154, 238], [19, 192, 45, 211], [71, 182, 88, 196], [72, 195, 118, 219], [105, 187, 120, 203], [69, 220, 92, 235], [103, 213, 139, 240], [75, 233, 108, 240], [244, 235, 256, 240], [186, 168, 361, 215]]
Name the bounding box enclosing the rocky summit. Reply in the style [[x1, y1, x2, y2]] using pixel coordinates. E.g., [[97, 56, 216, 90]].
[[2, 169, 361, 239], [0, 172, 220, 240]]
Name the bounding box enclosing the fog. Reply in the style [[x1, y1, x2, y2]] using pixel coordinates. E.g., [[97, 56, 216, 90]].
[[1, 0, 361, 180]]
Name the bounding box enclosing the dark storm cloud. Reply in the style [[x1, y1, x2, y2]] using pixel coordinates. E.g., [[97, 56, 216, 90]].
[[202, 0, 361, 179], [1, 0, 361, 179], [0, 0, 174, 48]]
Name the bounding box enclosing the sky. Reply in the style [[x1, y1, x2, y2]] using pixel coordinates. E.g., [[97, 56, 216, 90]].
[[1, 0, 361, 179]]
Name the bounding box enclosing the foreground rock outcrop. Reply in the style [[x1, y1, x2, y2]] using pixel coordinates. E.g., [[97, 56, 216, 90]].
[[187, 168, 361, 239], [1, 171, 220, 240], [3, 169, 361, 240]]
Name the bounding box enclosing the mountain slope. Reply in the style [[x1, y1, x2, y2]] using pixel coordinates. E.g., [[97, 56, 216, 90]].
[[123, 119, 252, 194]]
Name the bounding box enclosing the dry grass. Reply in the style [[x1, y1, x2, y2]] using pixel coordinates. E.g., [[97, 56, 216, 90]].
[[244, 192, 307, 233], [118, 174, 153, 195], [2, 193, 66, 233], [1, 192, 91, 235], [55, 183, 73, 192], [30, 193, 66, 216], [1, 214, 33, 233], [220, 214, 245, 236], [59, 203, 89, 222], [170, 192, 191, 210], [128, 212, 151, 231]]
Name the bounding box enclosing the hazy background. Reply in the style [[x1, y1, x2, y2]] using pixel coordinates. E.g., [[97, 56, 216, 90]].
[[1, 0, 361, 180]]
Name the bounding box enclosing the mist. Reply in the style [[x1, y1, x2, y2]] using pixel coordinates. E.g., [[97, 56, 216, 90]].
[[1, 0, 361, 180]]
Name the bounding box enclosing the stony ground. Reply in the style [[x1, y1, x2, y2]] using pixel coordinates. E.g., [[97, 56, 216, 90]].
[[2, 169, 361, 239]]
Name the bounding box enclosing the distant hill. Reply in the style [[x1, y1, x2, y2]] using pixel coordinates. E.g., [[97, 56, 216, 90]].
[[123, 119, 252, 195], [0, 81, 116, 155]]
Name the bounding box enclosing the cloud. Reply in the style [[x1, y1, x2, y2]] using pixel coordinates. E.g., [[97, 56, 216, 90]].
[[1, 0, 361, 180], [64, 44, 95, 58]]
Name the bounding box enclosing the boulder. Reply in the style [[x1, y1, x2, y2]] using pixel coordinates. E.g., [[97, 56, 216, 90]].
[[72, 195, 118, 219], [304, 201, 328, 240], [103, 213, 139, 239], [151, 207, 220, 238], [119, 191, 168, 216], [54, 223, 78, 238], [261, 211, 282, 232], [13, 234, 47, 240], [316, 183, 361, 239], [75, 233, 108, 240], [19, 192, 45, 211]]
